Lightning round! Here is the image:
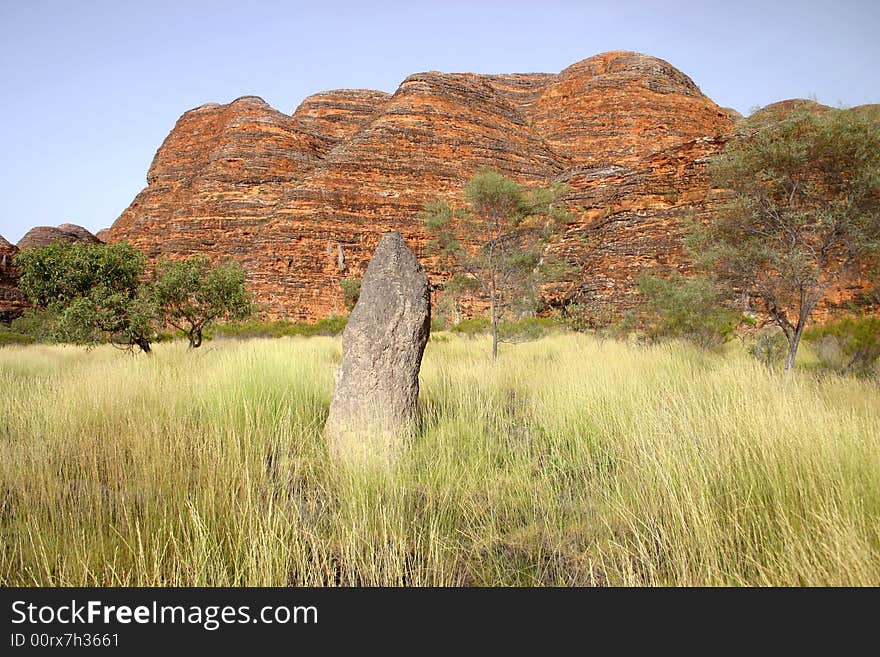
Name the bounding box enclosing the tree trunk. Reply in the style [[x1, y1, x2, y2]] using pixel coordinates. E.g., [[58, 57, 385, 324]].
[[784, 324, 804, 374], [490, 287, 498, 360], [134, 337, 152, 355], [189, 328, 203, 349]]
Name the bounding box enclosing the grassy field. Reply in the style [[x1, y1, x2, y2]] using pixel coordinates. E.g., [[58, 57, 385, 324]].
[[1, 333, 878, 586]]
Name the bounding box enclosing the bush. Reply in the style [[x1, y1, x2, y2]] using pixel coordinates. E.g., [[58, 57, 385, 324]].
[[209, 316, 348, 341], [635, 272, 742, 351], [10, 309, 61, 343], [560, 303, 596, 333], [805, 317, 880, 377], [746, 329, 789, 369], [339, 278, 361, 311], [312, 315, 348, 336], [498, 316, 558, 343], [449, 317, 491, 337], [0, 328, 35, 347], [561, 303, 631, 342]]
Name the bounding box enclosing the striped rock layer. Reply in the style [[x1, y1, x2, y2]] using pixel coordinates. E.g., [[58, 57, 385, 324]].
[[98, 51, 809, 320]]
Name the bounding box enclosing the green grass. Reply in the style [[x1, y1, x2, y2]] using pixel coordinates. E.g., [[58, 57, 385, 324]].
[[1, 334, 878, 585]]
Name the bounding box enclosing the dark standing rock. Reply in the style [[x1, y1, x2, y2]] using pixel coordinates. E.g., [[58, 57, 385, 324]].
[[324, 232, 431, 464]]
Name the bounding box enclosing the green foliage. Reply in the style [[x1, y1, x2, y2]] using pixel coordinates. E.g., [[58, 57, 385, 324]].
[[805, 316, 880, 377], [153, 256, 253, 348], [339, 277, 361, 312], [634, 272, 742, 351], [445, 316, 556, 344], [15, 241, 145, 308], [312, 315, 348, 336], [449, 317, 491, 337], [13, 242, 156, 353], [497, 316, 558, 343], [423, 168, 572, 358], [209, 316, 348, 340], [561, 303, 605, 333], [746, 329, 789, 369], [692, 106, 880, 371], [0, 328, 35, 347], [10, 309, 62, 343], [561, 303, 632, 342]]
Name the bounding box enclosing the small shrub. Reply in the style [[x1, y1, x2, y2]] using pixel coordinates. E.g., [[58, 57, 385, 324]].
[[10, 309, 61, 343], [209, 316, 349, 340], [340, 278, 361, 311], [0, 328, 35, 347], [449, 317, 491, 337], [560, 303, 595, 333], [747, 330, 789, 369], [805, 317, 880, 378], [312, 316, 347, 337], [498, 316, 558, 343], [635, 272, 741, 351]]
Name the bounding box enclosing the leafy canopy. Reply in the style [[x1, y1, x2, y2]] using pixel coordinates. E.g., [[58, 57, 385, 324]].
[[690, 106, 880, 370], [424, 168, 572, 357], [153, 255, 252, 348], [634, 271, 742, 351], [14, 241, 156, 352]]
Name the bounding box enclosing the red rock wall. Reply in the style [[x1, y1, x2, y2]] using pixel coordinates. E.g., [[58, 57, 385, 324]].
[[0, 237, 27, 321], [105, 51, 745, 321]]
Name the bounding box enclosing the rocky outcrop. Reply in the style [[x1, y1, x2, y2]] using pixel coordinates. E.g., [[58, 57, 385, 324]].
[[292, 89, 391, 141], [17, 224, 101, 250], [531, 51, 732, 166], [103, 51, 744, 320], [0, 236, 27, 322], [324, 232, 430, 464]]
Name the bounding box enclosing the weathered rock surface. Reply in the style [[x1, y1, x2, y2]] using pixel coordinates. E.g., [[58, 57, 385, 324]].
[[0, 236, 27, 322], [292, 89, 391, 141], [104, 50, 739, 320], [17, 224, 101, 250], [99, 51, 870, 321], [530, 51, 732, 166], [324, 232, 430, 463]]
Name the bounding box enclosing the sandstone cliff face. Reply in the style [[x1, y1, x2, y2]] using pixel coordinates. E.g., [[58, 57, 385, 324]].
[[17, 224, 101, 250], [292, 89, 391, 141], [105, 51, 741, 320], [532, 51, 732, 166], [0, 236, 27, 322]]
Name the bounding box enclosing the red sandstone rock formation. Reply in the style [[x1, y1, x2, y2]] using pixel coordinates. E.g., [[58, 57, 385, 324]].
[[17, 224, 101, 250], [0, 236, 27, 321], [104, 51, 741, 320], [99, 51, 873, 321]]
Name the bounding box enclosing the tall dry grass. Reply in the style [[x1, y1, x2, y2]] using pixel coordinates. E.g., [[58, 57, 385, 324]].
[[1, 334, 878, 585]]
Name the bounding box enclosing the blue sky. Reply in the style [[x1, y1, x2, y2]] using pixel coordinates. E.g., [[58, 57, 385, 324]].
[[1, 0, 878, 243]]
